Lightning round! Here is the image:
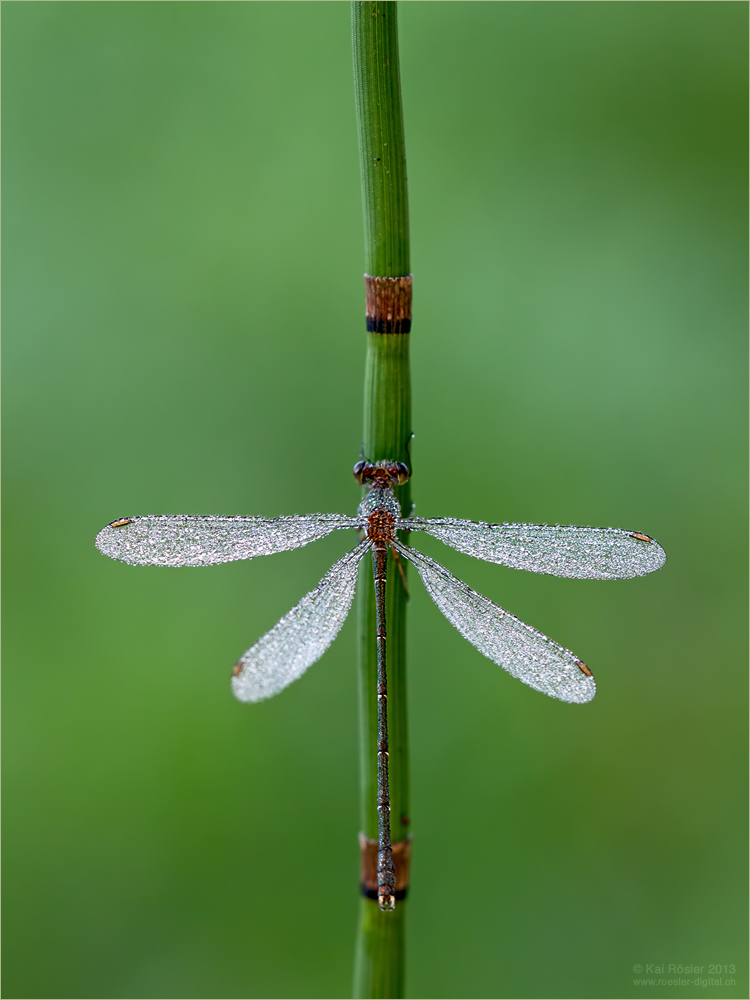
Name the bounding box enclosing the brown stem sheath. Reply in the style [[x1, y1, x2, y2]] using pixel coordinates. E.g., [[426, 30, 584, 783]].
[[365, 275, 413, 333]]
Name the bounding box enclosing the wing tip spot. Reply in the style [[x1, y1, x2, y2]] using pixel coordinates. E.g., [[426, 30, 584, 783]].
[[630, 532, 653, 542], [575, 659, 593, 678], [110, 518, 134, 528], [231, 660, 244, 678]]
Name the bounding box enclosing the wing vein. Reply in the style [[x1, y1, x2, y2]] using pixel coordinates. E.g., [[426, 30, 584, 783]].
[[396, 541, 595, 704], [401, 519, 665, 579], [231, 540, 370, 702], [95, 514, 360, 566]]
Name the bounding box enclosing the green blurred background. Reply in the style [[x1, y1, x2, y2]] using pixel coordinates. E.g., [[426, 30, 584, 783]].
[[3, 3, 747, 998]]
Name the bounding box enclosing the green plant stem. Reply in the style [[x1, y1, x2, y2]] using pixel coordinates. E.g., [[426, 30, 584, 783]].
[[352, 1, 410, 277], [354, 897, 406, 1000], [352, 3, 411, 998], [357, 334, 411, 846]]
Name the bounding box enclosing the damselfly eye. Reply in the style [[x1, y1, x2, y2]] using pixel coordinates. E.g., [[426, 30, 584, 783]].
[[353, 461, 367, 484], [394, 463, 410, 485]]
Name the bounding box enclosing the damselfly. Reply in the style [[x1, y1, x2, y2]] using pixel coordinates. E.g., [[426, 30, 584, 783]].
[[95, 460, 665, 909]]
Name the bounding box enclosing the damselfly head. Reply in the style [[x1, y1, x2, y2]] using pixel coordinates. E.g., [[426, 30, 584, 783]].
[[353, 460, 410, 488]]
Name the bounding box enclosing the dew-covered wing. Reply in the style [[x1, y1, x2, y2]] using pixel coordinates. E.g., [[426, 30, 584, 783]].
[[397, 542, 595, 704], [95, 514, 358, 567], [405, 519, 666, 580], [231, 540, 369, 702]]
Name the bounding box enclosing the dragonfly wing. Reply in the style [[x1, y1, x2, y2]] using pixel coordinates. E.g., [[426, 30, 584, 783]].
[[396, 542, 595, 704], [405, 519, 665, 580], [95, 514, 359, 567], [231, 540, 369, 702]]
